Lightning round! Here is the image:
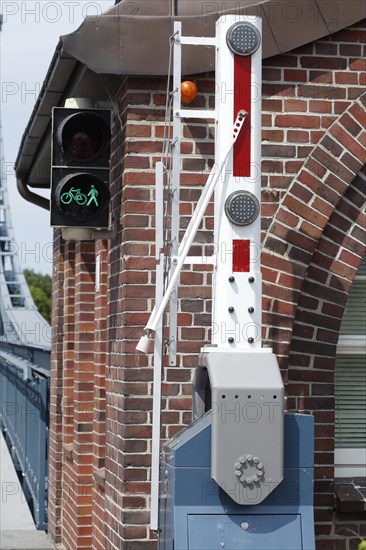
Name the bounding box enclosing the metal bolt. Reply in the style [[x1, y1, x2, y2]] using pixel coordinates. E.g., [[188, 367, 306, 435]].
[[248, 307, 254, 313], [241, 522, 249, 530], [229, 276, 235, 282], [228, 337, 234, 344], [248, 337, 254, 344], [248, 276, 255, 283], [228, 306, 234, 313]]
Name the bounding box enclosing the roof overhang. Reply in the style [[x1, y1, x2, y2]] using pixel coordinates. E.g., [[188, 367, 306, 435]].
[[14, 0, 366, 203], [61, 0, 366, 75]]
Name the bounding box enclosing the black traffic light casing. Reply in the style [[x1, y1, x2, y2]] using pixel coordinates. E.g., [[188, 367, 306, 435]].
[[51, 107, 111, 228]]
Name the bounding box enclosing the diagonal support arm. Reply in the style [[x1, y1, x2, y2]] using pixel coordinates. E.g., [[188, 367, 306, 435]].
[[141, 109, 247, 337]]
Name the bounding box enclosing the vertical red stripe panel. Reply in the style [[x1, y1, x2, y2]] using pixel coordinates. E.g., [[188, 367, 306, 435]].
[[233, 240, 250, 272], [233, 55, 251, 177]]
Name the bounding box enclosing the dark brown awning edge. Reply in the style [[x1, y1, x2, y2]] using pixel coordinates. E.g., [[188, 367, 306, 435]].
[[61, 0, 366, 75]]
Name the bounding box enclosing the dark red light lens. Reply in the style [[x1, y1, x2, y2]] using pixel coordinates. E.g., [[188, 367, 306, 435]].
[[60, 113, 108, 162]]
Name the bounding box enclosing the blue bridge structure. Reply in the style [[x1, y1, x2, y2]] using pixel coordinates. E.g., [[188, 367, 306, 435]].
[[0, 107, 51, 536]]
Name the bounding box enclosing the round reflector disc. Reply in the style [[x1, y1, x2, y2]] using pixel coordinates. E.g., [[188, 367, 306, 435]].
[[226, 22, 261, 56], [225, 191, 260, 226]]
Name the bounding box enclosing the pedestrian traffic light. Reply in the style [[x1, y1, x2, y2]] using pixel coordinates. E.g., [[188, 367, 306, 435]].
[[50, 107, 111, 228]]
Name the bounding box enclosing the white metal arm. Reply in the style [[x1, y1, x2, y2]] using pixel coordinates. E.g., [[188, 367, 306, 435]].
[[142, 110, 247, 336]]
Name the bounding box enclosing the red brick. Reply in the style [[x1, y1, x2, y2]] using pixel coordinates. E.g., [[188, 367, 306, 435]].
[[340, 44, 362, 57], [275, 114, 321, 129], [313, 149, 354, 182], [284, 99, 308, 112], [285, 160, 303, 174], [349, 101, 366, 126], [340, 113, 363, 137], [283, 69, 307, 82], [306, 156, 327, 176], [330, 124, 366, 162], [335, 72, 359, 85], [287, 130, 310, 143], [126, 92, 151, 105], [298, 84, 346, 100], [262, 68, 282, 81], [284, 195, 328, 227], [262, 129, 284, 142], [302, 57, 346, 69], [262, 83, 296, 97], [124, 156, 151, 169], [291, 182, 314, 203], [126, 125, 152, 138], [264, 55, 297, 68], [309, 70, 333, 83], [309, 100, 332, 113], [276, 209, 299, 228], [349, 58, 366, 71], [262, 98, 283, 112], [315, 43, 338, 56]]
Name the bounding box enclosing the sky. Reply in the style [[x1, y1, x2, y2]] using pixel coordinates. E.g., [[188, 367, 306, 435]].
[[0, 0, 114, 274]]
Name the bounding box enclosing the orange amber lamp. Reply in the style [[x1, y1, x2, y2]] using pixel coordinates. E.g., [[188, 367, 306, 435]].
[[181, 81, 198, 104]]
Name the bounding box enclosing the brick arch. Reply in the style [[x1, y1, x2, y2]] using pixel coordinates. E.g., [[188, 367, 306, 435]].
[[262, 92, 366, 367], [288, 167, 366, 400], [285, 167, 366, 550]]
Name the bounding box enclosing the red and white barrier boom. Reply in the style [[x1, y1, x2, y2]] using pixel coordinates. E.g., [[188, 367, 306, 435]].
[[137, 15, 285, 530]]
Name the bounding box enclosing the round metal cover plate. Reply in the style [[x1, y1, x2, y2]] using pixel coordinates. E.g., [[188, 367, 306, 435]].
[[225, 190, 260, 226], [226, 22, 261, 56]]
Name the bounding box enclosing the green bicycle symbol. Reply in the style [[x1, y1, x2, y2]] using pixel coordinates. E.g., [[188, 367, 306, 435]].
[[61, 184, 100, 207], [61, 187, 87, 206]]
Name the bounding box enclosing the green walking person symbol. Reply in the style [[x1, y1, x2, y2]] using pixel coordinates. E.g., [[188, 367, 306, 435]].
[[87, 184, 99, 206]]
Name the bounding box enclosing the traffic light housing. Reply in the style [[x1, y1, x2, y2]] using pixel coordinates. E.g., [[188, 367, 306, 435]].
[[51, 107, 111, 228]]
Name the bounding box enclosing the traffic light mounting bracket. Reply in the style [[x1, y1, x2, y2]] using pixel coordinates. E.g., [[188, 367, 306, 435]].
[[61, 215, 117, 241]]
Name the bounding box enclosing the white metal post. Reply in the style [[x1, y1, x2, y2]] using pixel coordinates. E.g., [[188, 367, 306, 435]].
[[213, 16, 262, 350], [150, 161, 165, 530]]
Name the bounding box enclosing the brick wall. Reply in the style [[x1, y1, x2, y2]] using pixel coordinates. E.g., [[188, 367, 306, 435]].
[[49, 20, 366, 550]]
